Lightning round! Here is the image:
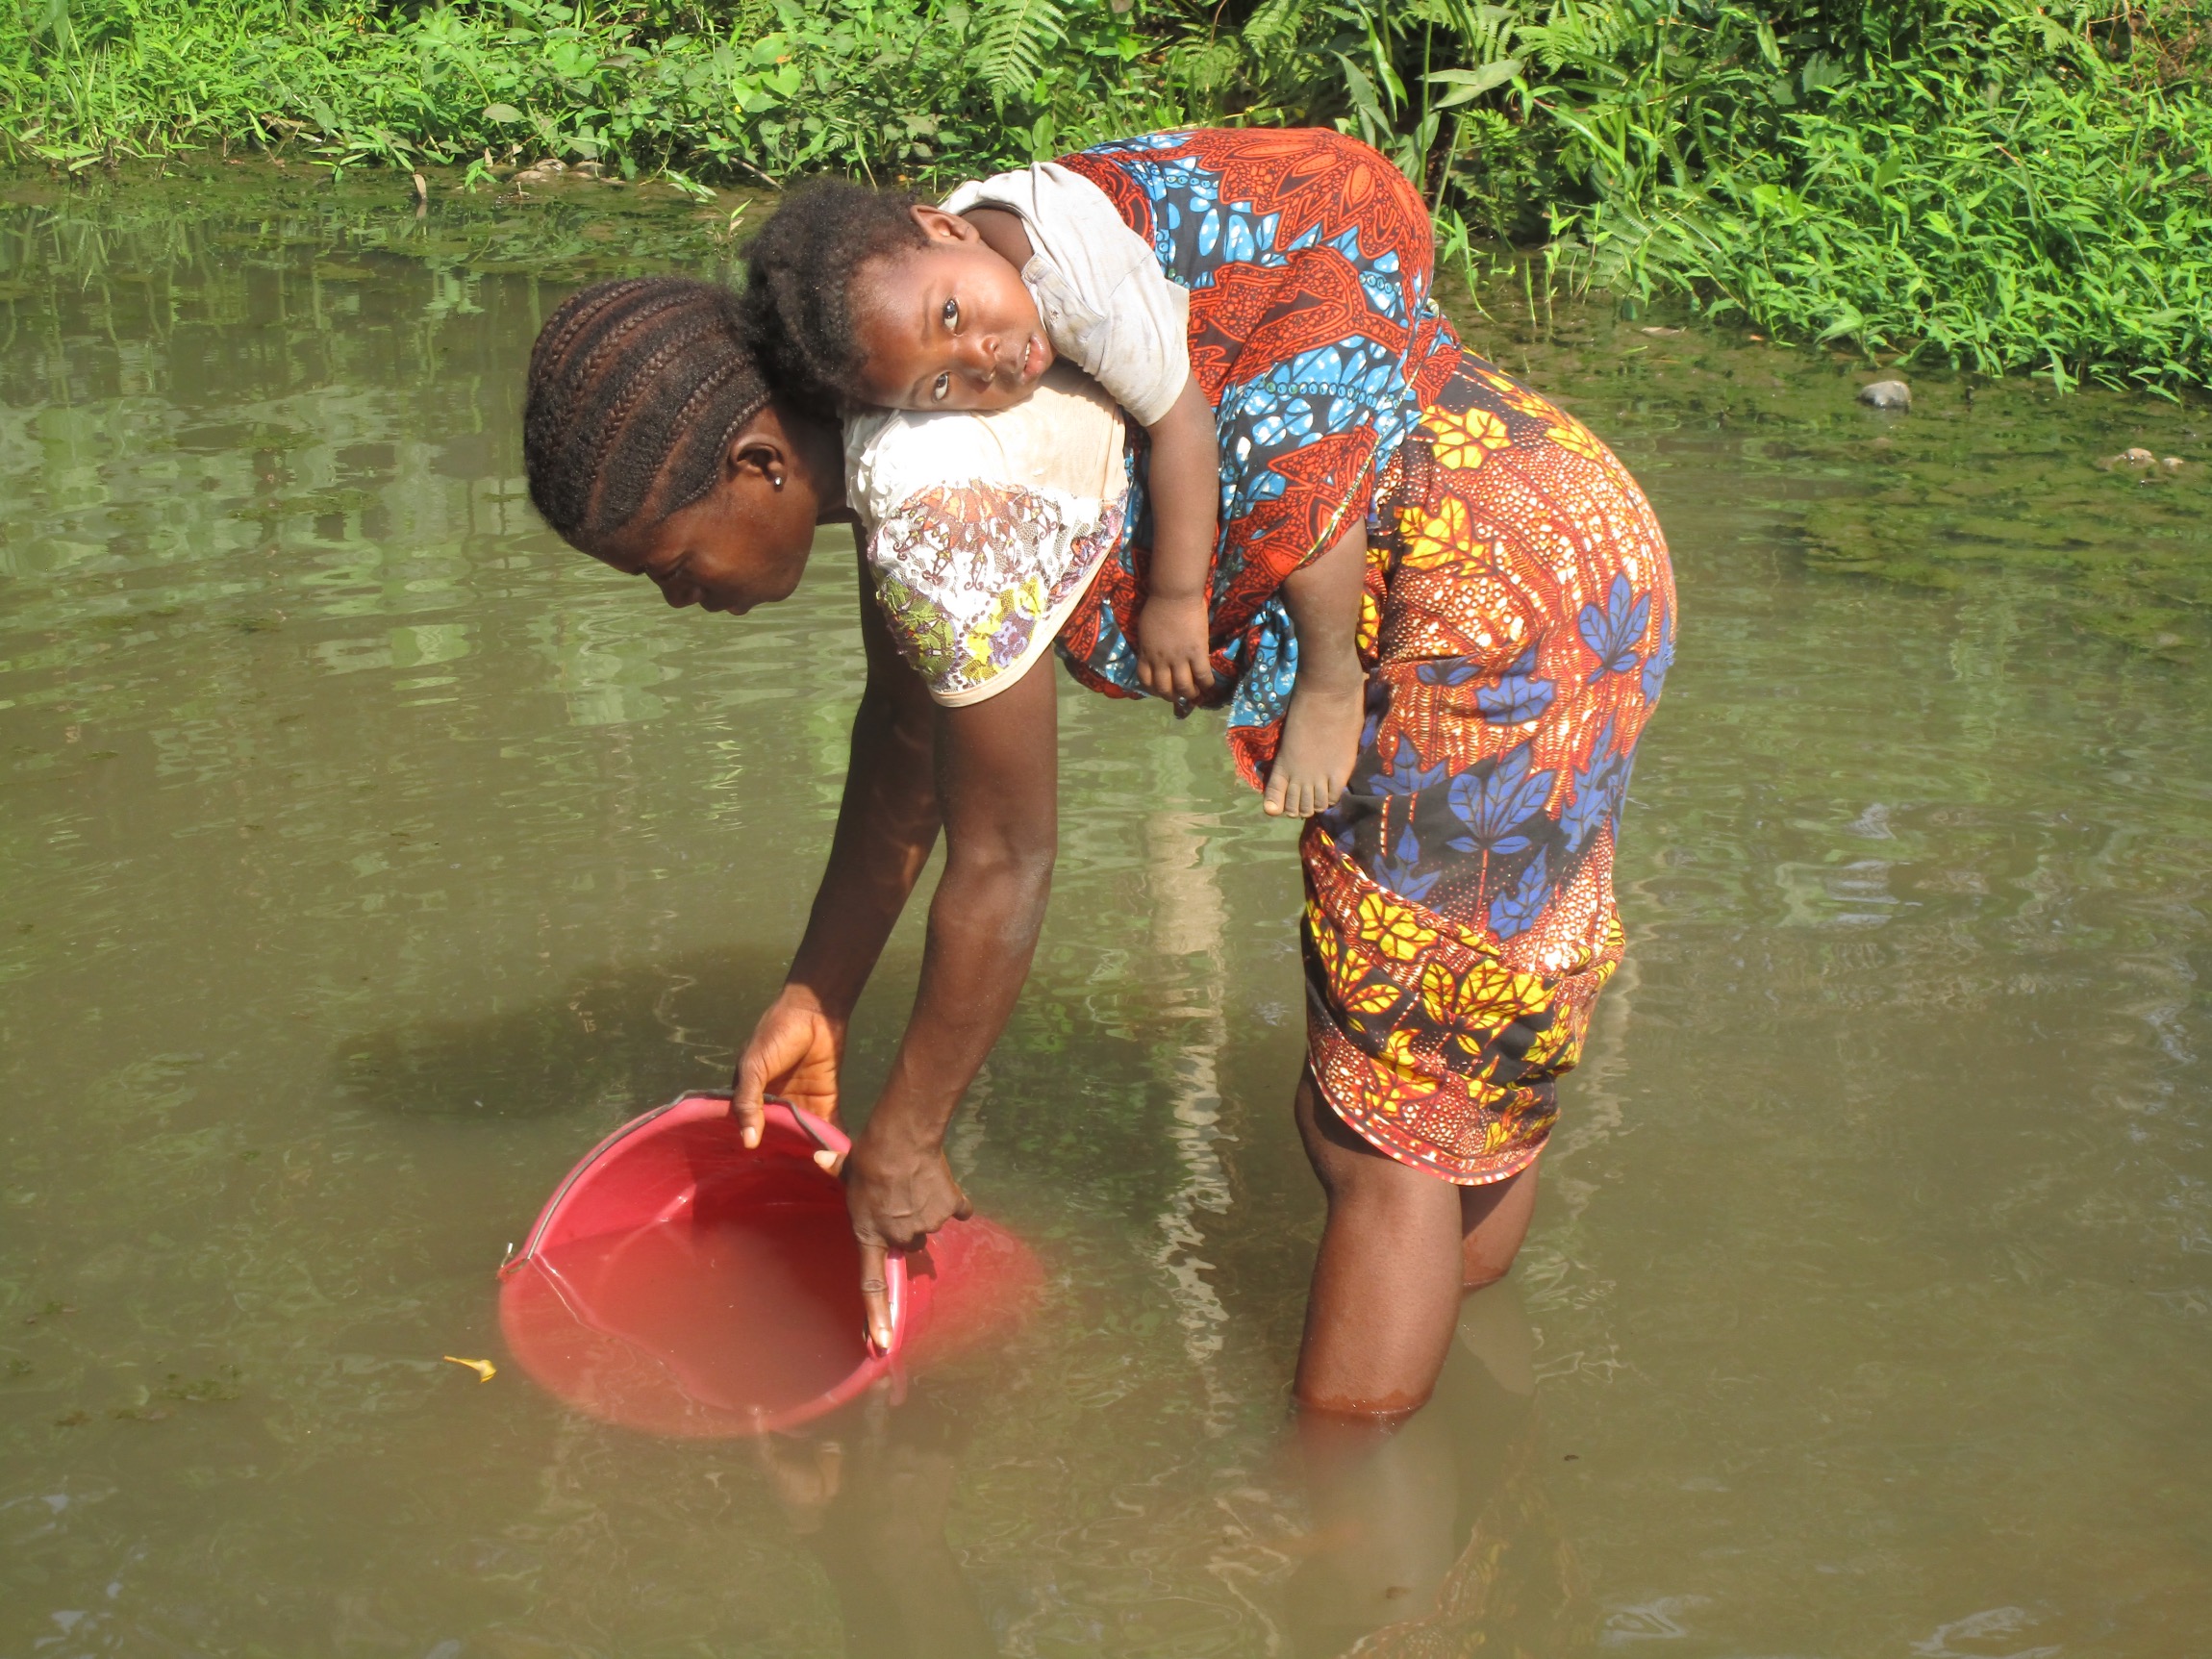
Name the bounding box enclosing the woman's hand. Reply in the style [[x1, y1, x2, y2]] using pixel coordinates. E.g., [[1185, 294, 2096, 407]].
[[731, 988, 845, 1148], [842, 1120, 973, 1351]]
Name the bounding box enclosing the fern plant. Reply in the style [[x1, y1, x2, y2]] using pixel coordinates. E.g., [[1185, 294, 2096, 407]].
[[975, 0, 1068, 101]]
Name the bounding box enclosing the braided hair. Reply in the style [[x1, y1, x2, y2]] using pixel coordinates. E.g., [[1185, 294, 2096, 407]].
[[740, 178, 929, 412], [523, 277, 771, 550]]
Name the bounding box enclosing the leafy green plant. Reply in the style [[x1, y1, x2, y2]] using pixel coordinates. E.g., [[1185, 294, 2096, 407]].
[[3, 0, 2209, 388], [977, 0, 1069, 100]]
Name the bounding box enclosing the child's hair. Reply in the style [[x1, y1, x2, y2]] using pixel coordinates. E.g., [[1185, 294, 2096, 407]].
[[523, 277, 770, 549], [740, 178, 930, 410]]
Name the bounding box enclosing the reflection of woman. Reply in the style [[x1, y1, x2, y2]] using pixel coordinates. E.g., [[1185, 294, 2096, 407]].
[[757, 1383, 996, 1658], [1291, 1287, 1581, 1655], [518, 129, 1673, 1416]]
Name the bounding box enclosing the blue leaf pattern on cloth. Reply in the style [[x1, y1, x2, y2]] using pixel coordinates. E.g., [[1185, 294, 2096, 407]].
[[1445, 745, 1554, 857], [1642, 617, 1676, 705], [1416, 658, 1478, 686], [1377, 823, 1443, 902], [1475, 644, 1556, 724], [1488, 847, 1549, 939], [1376, 735, 1447, 798], [1577, 572, 1650, 682], [1560, 716, 1622, 852], [1219, 601, 1298, 738]]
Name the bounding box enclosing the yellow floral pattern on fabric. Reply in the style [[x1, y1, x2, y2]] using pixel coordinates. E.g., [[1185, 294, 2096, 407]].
[[1427, 404, 1512, 471], [1399, 493, 1474, 572], [1545, 414, 1609, 465], [1301, 340, 1674, 1185]]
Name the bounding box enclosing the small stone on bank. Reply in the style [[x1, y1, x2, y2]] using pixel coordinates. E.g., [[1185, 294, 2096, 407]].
[[1857, 379, 1911, 410]]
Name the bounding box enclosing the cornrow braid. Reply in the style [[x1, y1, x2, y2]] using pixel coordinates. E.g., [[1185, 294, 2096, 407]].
[[523, 277, 771, 550], [739, 177, 930, 413]]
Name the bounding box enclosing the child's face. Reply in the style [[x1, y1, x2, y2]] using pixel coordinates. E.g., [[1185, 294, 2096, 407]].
[[850, 212, 1053, 411]]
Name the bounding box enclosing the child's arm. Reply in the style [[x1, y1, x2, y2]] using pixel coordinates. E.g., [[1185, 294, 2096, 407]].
[[1135, 377, 1220, 705]]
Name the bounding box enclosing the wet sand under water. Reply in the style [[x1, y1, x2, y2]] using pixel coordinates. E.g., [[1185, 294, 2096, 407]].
[[1, 169, 2209, 1656]]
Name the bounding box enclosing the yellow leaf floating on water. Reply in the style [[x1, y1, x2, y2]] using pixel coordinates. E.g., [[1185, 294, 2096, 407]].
[[442, 1355, 496, 1383]]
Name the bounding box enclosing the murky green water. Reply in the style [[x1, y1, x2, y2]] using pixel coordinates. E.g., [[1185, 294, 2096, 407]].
[[4, 169, 2209, 1658]]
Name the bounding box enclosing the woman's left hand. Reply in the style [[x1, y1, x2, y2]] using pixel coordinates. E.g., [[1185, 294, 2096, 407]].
[[839, 1121, 973, 1351], [732, 987, 845, 1148]]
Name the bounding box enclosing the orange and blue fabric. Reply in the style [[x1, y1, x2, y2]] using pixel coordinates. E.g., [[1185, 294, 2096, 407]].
[[1050, 128, 1676, 1185]]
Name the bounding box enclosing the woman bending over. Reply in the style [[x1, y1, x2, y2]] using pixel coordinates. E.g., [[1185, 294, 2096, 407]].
[[519, 129, 1674, 1416]]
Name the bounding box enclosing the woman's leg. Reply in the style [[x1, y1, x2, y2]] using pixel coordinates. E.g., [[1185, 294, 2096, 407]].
[[1461, 1158, 1540, 1292], [1294, 1070, 1542, 1415]]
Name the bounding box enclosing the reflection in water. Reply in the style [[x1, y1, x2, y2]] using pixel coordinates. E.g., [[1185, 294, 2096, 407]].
[[4, 173, 2212, 1656], [1289, 1288, 1568, 1659], [764, 1386, 997, 1659], [1144, 740, 1240, 1431]]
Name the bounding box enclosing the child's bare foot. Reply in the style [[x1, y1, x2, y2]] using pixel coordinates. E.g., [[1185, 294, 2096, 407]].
[[1265, 673, 1365, 817]]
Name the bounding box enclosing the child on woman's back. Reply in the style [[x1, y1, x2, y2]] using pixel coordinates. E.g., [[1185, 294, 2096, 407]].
[[742, 165, 1368, 819]]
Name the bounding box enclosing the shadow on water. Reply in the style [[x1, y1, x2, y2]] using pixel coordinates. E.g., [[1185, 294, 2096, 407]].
[[332, 945, 788, 1119]]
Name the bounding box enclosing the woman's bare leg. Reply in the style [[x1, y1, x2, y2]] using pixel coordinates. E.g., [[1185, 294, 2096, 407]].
[[1291, 1072, 1455, 1415], [1294, 1070, 1542, 1416], [1460, 1158, 1540, 1291]]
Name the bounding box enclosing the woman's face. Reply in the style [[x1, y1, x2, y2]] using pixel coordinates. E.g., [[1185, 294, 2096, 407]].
[[592, 402, 842, 615]]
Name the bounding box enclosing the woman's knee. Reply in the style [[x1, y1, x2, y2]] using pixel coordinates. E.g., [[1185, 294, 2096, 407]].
[[1295, 1072, 1452, 1215]]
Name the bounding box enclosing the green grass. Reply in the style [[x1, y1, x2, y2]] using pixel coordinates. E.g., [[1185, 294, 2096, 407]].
[[4, 0, 2210, 392], [1535, 7, 2212, 392], [0, 0, 1181, 183]]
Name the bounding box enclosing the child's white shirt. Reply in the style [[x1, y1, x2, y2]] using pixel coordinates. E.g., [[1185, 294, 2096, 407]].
[[940, 163, 1191, 428]]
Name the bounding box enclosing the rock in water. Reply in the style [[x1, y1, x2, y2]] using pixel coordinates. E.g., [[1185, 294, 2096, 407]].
[[1858, 379, 1912, 410]]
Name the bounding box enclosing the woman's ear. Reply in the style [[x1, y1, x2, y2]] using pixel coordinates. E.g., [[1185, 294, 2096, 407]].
[[721, 401, 847, 523], [726, 429, 790, 493], [909, 205, 979, 244]]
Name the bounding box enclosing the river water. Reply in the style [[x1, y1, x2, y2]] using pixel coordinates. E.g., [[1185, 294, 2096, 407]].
[[2, 168, 2208, 1658]]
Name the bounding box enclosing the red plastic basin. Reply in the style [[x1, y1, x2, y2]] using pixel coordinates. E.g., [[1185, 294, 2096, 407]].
[[499, 1093, 1040, 1437]]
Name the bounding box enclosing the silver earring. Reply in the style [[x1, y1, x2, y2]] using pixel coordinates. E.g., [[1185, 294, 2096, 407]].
[[770, 474, 784, 491]]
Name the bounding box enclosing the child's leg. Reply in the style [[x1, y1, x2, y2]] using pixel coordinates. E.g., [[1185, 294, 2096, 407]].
[[1266, 522, 1370, 818], [1292, 1070, 1540, 1415]]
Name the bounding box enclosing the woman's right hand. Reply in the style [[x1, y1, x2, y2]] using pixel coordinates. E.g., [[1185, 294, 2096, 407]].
[[842, 1121, 973, 1352], [731, 987, 845, 1149]]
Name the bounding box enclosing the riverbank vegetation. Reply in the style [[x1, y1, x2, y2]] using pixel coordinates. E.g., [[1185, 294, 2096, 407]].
[[4, 0, 2209, 390]]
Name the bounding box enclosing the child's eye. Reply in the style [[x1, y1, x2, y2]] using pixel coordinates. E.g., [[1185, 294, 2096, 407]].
[[941, 297, 960, 332], [931, 372, 951, 403]]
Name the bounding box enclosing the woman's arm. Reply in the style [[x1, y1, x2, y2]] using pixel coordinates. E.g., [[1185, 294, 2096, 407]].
[[730, 550, 943, 1140], [843, 643, 1060, 1349]]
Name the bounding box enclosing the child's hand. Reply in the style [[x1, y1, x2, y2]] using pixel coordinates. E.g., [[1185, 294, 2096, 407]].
[[1136, 593, 1216, 706]]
